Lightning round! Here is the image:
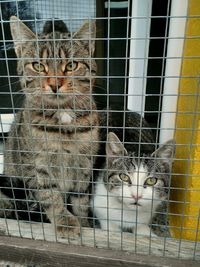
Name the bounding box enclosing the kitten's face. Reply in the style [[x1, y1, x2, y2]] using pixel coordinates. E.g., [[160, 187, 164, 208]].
[[104, 132, 175, 210], [10, 16, 96, 108], [104, 158, 168, 209]]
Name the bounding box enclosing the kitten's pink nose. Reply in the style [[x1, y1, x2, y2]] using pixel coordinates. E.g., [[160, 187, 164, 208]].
[[131, 194, 142, 201]]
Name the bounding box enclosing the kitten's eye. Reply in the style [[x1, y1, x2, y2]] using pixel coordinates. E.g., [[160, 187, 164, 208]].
[[144, 177, 157, 186], [32, 62, 46, 72], [119, 173, 130, 183], [65, 61, 78, 72]]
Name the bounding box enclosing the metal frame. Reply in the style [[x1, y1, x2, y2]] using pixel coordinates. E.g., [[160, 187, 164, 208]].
[[0, 0, 199, 265]]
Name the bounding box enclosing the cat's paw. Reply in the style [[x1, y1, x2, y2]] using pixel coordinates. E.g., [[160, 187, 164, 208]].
[[135, 225, 157, 237], [57, 215, 81, 238], [100, 221, 120, 233], [79, 217, 90, 227]]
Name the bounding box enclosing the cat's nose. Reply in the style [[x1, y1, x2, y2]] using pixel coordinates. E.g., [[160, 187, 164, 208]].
[[47, 77, 63, 93], [49, 85, 58, 93], [131, 194, 142, 201]]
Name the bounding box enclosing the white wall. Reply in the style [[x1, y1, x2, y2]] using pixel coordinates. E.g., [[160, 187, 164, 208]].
[[127, 0, 152, 114], [159, 0, 188, 144]]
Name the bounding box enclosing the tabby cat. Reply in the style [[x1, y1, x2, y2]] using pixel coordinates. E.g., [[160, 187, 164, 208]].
[[92, 111, 175, 236], [0, 16, 99, 236]]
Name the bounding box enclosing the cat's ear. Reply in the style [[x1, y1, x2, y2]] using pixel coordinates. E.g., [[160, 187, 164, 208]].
[[73, 20, 96, 55], [106, 132, 128, 157], [151, 139, 176, 165], [10, 16, 36, 57]]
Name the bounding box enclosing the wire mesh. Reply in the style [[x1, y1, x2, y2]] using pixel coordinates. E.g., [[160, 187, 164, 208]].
[[0, 0, 199, 263]]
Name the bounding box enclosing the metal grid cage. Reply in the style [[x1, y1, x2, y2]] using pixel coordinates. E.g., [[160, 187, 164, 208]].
[[0, 0, 199, 265]]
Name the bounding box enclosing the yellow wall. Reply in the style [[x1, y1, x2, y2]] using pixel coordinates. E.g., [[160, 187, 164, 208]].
[[169, 0, 200, 240]]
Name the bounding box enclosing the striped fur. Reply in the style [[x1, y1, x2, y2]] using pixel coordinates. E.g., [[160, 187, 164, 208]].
[[1, 17, 99, 237]]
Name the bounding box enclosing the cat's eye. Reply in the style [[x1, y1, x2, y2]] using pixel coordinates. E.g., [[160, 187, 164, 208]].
[[144, 177, 157, 186], [32, 62, 46, 73], [65, 61, 78, 72], [119, 173, 130, 183]]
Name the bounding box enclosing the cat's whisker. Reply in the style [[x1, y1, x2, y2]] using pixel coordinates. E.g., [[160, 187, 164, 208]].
[[93, 84, 107, 92], [1, 80, 21, 89]]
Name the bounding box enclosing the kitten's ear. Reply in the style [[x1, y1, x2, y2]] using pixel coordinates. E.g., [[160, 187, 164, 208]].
[[73, 20, 96, 55], [151, 139, 176, 165], [10, 16, 36, 57], [106, 132, 128, 157]]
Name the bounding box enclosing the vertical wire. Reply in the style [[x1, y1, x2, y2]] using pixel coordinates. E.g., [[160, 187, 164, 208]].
[[16, 4, 34, 239], [160, 2, 178, 258], [106, 0, 111, 249], [0, 115, 9, 234], [193, 208, 200, 260], [51, 15, 61, 242], [144, 1, 155, 253], [90, 14, 96, 247], [91, 14, 97, 246], [134, 7, 142, 253], [134, 0, 152, 253], [15, 0, 31, 237], [88, 12, 96, 248], [131, 1, 139, 252], [61, 23, 71, 241], [69, 13, 82, 244], [172, 3, 191, 258], [121, 0, 131, 251], [70, 14, 81, 244], [51, 7, 65, 242], [32, 0, 48, 240], [51, 14, 67, 243], [14, 1, 27, 234], [151, 0, 172, 257], [89, 15, 97, 247], [177, 85, 199, 258], [0, 1, 22, 237], [77, 15, 84, 245]]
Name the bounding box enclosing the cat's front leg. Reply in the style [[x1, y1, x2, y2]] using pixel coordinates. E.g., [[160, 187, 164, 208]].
[[135, 224, 157, 237], [35, 164, 80, 237], [0, 190, 13, 218], [69, 193, 90, 227], [99, 219, 120, 233], [35, 188, 80, 237]]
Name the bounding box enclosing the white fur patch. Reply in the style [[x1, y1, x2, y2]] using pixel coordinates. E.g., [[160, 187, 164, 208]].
[[59, 112, 72, 124]]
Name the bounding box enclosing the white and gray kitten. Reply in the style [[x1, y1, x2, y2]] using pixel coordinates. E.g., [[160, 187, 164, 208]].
[[91, 132, 175, 236]]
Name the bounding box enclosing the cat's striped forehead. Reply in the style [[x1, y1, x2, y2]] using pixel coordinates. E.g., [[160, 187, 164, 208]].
[[35, 34, 79, 59], [20, 31, 91, 61], [108, 156, 148, 178], [110, 152, 150, 172], [110, 152, 168, 173]]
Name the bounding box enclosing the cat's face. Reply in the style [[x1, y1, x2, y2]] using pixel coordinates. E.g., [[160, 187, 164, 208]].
[[104, 132, 175, 210], [10, 16, 96, 108]]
